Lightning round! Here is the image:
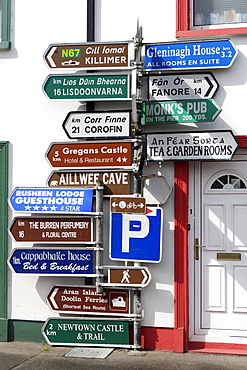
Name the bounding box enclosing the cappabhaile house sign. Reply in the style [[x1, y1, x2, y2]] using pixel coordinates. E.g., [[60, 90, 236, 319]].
[[146, 131, 238, 161]]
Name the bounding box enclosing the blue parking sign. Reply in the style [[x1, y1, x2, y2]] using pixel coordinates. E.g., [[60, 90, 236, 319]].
[[110, 207, 163, 263]]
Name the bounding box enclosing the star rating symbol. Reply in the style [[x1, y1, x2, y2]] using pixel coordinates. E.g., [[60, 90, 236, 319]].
[[50, 205, 57, 211], [42, 205, 49, 211], [122, 157, 128, 162], [24, 205, 31, 211], [33, 205, 40, 211]]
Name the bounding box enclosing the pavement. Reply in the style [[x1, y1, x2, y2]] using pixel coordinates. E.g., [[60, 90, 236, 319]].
[[1, 342, 247, 370]]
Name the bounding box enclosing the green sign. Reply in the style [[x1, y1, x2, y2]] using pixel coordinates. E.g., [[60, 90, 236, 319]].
[[42, 318, 129, 347], [43, 74, 130, 101], [141, 99, 221, 124]]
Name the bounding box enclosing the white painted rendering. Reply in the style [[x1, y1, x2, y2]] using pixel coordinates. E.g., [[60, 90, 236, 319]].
[[4, 0, 247, 335]]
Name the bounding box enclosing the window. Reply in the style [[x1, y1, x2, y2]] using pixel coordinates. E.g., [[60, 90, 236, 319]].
[[177, 0, 247, 38], [193, 0, 247, 27], [206, 171, 247, 193], [0, 0, 11, 49], [211, 174, 247, 189]]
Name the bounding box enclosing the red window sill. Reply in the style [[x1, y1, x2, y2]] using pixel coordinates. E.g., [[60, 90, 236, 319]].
[[177, 27, 247, 38]]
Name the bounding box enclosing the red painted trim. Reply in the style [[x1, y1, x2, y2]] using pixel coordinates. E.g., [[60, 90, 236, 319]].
[[189, 341, 247, 356], [174, 161, 189, 353], [236, 135, 247, 148], [140, 327, 247, 354], [176, 0, 247, 38], [141, 327, 174, 351]]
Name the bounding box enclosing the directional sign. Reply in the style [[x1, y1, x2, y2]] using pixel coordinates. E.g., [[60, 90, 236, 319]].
[[42, 318, 129, 347], [47, 171, 131, 195], [107, 266, 151, 287], [47, 285, 130, 315], [42, 74, 131, 101], [8, 249, 94, 276], [44, 42, 132, 69], [148, 73, 219, 101], [9, 217, 93, 243], [141, 100, 221, 124], [63, 111, 131, 139], [144, 39, 238, 70], [8, 187, 93, 213], [110, 196, 146, 214], [46, 142, 133, 169], [110, 207, 163, 263], [147, 131, 238, 161]]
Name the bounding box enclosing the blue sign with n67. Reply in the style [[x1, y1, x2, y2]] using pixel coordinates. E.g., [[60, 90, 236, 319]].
[[110, 207, 163, 263], [8, 187, 93, 213], [144, 39, 237, 70]]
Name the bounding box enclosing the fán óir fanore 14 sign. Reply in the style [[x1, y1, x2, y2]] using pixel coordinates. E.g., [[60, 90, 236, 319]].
[[8, 249, 94, 276], [144, 39, 237, 70], [8, 187, 93, 213], [147, 131, 238, 161]]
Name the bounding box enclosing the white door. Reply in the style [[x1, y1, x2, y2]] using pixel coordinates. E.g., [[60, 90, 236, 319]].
[[189, 160, 247, 344]]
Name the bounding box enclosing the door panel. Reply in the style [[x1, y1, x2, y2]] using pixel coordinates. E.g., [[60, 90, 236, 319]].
[[204, 264, 226, 312], [191, 161, 247, 342], [233, 205, 247, 249], [205, 204, 225, 250]]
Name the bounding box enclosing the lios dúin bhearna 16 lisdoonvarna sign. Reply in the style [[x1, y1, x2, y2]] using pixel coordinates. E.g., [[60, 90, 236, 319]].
[[43, 73, 131, 101]]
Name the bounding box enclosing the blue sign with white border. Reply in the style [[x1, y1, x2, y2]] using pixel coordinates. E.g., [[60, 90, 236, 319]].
[[9, 187, 93, 213], [144, 39, 237, 71], [110, 207, 163, 263], [8, 249, 94, 276]]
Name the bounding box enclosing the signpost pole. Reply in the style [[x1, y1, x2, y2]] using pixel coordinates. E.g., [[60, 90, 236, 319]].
[[95, 181, 104, 293], [132, 22, 143, 350]]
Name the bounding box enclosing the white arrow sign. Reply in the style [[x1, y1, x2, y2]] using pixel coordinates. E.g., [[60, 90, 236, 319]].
[[63, 111, 131, 139], [148, 73, 219, 101], [147, 131, 238, 161], [50, 287, 59, 309], [102, 266, 152, 287]]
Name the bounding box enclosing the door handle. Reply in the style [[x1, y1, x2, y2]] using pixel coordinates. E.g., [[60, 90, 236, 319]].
[[195, 238, 206, 260]]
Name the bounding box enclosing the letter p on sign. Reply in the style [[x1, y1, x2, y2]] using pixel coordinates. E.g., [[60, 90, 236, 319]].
[[122, 215, 150, 252], [110, 207, 163, 263]]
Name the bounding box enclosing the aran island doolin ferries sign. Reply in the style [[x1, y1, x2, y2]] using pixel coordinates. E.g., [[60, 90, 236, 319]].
[[46, 142, 133, 169]]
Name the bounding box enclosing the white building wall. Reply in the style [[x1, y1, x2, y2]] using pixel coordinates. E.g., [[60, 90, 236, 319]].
[[4, 0, 247, 329]]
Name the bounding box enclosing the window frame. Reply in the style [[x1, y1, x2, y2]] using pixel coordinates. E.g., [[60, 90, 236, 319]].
[[176, 0, 247, 38], [0, 0, 11, 49]]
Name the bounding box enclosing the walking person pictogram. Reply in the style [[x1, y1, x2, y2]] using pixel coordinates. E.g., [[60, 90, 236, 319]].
[[121, 269, 130, 283]]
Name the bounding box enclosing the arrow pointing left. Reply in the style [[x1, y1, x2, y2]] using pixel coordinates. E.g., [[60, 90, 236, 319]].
[[50, 288, 59, 309]]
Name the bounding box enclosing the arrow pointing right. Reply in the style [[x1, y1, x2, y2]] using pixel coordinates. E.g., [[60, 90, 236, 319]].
[[204, 75, 217, 98], [141, 269, 149, 285], [107, 267, 151, 287]]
